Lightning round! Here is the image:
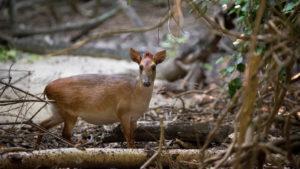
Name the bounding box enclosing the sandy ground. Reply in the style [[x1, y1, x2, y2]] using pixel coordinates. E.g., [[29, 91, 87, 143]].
[[0, 55, 178, 123]]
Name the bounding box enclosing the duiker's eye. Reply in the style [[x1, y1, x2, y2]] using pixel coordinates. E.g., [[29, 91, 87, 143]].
[[139, 65, 143, 71], [152, 65, 156, 71]]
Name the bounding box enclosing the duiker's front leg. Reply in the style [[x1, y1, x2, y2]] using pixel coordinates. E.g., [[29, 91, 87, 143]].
[[119, 115, 136, 148]]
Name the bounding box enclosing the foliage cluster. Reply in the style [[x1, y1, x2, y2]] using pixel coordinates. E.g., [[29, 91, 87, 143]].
[[185, 0, 299, 168], [0, 45, 40, 63]]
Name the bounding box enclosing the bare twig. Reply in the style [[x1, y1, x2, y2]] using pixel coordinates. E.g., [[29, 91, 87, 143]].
[[0, 121, 75, 148], [140, 118, 165, 169], [0, 81, 49, 103], [50, 9, 174, 56], [0, 99, 53, 105], [199, 89, 241, 163], [28, 103, 47, 121]]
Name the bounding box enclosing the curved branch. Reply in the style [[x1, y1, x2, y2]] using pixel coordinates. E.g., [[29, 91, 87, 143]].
[[4, 8, 120, 37], [50, 9, 174, 56]]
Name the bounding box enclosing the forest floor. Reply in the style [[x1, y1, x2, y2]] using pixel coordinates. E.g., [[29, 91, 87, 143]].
[[0, 53, 225, 149], [1, 2, 299, 169], [0, 1, 228, 150]]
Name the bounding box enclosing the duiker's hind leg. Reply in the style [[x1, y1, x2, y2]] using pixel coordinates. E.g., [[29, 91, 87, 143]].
[[34, 109, 63, 149], [62, 115, 77, 145]]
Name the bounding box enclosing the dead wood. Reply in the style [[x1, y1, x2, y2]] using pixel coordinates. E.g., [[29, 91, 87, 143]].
[[156, 56, 187, 81], [157, 5, 236, 90], [157, 34, 222, 90], [2, 7, 120, 37], [71, 7, 121, 42], [0, 34, 129, 60], [49, 9, 174, 56], [15, 0, 47, 10], [0, 148, 203, 169], [8, 0, 17, 28], [102, 121, 233, 144], [67, 0, 85, 16], [117, 0, 149, 46]]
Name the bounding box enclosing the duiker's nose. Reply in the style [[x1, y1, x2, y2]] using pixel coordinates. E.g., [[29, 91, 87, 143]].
[[143, 81, 151, 87]]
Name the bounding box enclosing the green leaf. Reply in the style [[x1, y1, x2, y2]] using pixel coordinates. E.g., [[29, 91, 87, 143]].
[[228, 8, 237, 15], [241, 2, 249, 12], [232, 78, 242, 87], [256, 47, 263, 54], [204, 63, 213, 71], [189, 7, 195, 14], [197, 0, 204, 6], [166, 34, 173, 42], [27, 54, 40, 63], [202, 5, 207, 15], [220, 68, 228, 77], [160, 42, 172, 48], [216, 57, 224, 64], [2, 49, 18, 61], [226, 66, 235, 73], [7, 50, 17, 57], [236, 56, 243, 64], [228, 78, 242, 98], [0, 54, 7, 60], [235, 0, 243, 5], [228, 83, 236, 98], [168, 50, 177, 57], [219, 0, 229, 5], [222, 82, 227, 88], [237, 16, 245, 24], [225, 53, 235, 61], [0, 45, 5, 51], [177, 36, 189, 43], [245, 28, 253, 35], [127, 0, 131, 5], [198, 5, 207, 16], [237, 63, 245, 72], [283, 2, 298, 13]]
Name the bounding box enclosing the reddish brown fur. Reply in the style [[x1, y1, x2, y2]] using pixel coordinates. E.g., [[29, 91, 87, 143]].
[[35, 48, 166, 149]]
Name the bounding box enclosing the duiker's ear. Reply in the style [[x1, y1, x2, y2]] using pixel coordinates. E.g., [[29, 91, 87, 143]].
[[154, 50, 166, 64], [130, 48, 141, 63]]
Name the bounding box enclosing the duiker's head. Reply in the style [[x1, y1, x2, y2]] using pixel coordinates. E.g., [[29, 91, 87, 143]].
[[130, 48, 166, 87]]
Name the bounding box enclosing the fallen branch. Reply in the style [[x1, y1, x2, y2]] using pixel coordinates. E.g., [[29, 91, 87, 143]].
[[0, 81, 48, 104], [0, 148, 203, 169], [102, 121, 233, 144], [50, 9, 174, 56], [71, 7, 120, 42], [0, 34, 130, 60], [3, 8, 120, 37]]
